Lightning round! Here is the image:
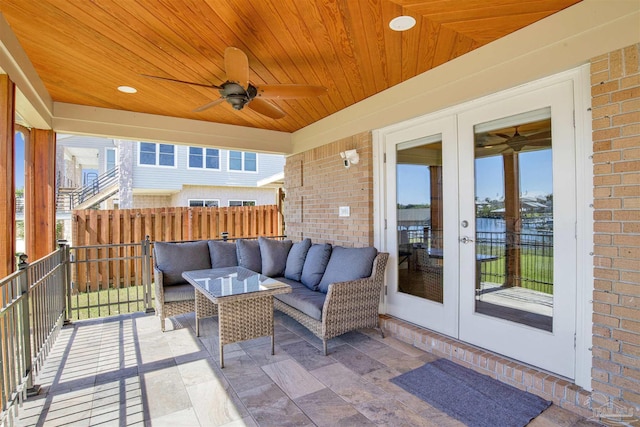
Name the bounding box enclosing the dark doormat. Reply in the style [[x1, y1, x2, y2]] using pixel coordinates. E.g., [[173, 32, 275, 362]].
[[390, 358, 551, 427]]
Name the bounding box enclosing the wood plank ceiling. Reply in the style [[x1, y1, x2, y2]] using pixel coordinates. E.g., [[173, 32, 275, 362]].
[[0, 0, 580, 133]]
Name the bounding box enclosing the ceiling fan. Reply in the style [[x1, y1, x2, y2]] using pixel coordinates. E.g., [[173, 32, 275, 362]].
[[478, 126, 551, 152], [143, 47, 327, 119]]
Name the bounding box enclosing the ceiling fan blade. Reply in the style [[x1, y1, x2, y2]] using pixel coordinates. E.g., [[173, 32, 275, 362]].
[[525, 139, 552, 146], [527, 130, 552, 140], [225, 47, 249, 86], [495, 133, 511, 139], [141, 74, 221, 89], [193, 98, 225, 112], [248, 98, 286, 119], [256, 84, 327, 99]]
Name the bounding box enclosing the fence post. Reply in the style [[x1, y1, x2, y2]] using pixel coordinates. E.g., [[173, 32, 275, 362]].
[[143, 236, 154, 313], [16, 254, 35, 396], [57, 240, 72, 324]]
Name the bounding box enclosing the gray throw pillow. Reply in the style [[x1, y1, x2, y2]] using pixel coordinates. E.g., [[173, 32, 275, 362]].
[[317, 246, 378, 293], [259, 237, 293, 277], [284, 238, 312, 281], [154, 241, 211, 286], [300, 243, 332, 291], [207, 240, 238, 268], [236, 239, 262, 273]]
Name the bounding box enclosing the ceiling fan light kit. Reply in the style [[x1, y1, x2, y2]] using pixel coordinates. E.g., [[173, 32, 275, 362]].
[[144, 47, 327, 119]]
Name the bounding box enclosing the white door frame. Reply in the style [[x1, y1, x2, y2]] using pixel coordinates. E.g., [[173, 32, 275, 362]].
[[373, 65, 593, 388]]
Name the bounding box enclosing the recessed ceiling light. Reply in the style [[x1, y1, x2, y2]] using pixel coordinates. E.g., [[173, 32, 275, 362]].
[[118, 85, 137, 94], [389, 16, 416, 32]]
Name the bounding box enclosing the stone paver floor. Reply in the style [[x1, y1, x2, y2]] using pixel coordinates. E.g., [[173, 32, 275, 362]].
[[16, 312, 603, 426]]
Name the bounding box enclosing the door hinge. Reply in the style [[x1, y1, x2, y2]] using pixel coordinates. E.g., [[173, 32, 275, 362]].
[[384, 219, 387, 230], [385, 285, 388, 296], [383, 152, 386, 163], [574, 333, 577, 349]]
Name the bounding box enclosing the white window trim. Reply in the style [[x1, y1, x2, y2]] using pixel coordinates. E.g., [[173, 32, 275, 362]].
[[187, 147, 221, 171], [227, 150, 259, 173], [188, 198, 220, 208], [228, 199, 256, 207], [137, 142, 177, 168]]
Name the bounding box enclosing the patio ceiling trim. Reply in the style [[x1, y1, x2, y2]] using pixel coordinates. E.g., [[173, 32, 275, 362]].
[[291, 0, 640, 153], [52, 103, 292, 154], [0, 13, 52, 130]]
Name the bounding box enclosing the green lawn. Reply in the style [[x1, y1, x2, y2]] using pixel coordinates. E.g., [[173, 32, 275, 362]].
[[70, 285, 155, 320], [480, 253, 554, 294]]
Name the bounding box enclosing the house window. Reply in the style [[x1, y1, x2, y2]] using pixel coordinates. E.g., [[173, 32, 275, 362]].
[[106, 148, 116, 172], [228, 200, 256, 207], [139, 142, 175, 167], [189, 147, 220, 170], [188, 199, 219, 207], [228, 151, 257, 172]]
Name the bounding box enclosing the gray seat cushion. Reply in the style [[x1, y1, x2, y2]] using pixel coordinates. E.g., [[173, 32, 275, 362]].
[[275, 285, 326, 321], [259, 237, 293, 277], [318, 246, 378, 293], [284, 238, 312, 281], [272, 276, 308, 291], [236, 239, 262, 273], [163, 284, 195, 302], [208, 240, 238, 268], [300, 243, 332, 291], [154, 241, 211, 286]]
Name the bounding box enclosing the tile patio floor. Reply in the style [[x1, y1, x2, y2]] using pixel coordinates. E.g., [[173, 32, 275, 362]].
[[17, 312, 602, 426]]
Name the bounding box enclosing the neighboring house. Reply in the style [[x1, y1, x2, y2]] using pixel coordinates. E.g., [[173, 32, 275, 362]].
[[55, 135, 285, 212]]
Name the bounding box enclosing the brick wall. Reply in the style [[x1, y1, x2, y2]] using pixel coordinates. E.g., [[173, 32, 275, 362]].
[[284, 44, 640, 415], [284, 131, 373, 247], [591, 43, 640, 412]]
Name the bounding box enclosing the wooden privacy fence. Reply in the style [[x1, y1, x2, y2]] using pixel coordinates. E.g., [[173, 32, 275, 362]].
[[70, 205, 283, 292]]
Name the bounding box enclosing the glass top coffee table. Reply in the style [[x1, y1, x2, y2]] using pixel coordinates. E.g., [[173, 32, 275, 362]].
[[182, 267, 291, 368]]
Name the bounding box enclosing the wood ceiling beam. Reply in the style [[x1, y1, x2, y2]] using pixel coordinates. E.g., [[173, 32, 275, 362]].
[[0, 74, 15, 277]]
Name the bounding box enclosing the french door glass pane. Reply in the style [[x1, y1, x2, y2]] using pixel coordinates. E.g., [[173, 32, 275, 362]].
[[473, 108, 554, 331], [396, 136, 444, 303]]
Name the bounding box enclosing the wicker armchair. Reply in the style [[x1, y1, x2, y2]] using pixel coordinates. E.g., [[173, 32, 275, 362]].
[[274, 252, 389, 355], [153, 241, 218, 332]]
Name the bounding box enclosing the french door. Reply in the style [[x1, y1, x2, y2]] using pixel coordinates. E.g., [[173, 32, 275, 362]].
[[385, 116, 459, 337], [384, 80, 577, 379]]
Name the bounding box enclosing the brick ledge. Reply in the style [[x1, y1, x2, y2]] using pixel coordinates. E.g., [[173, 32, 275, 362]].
[[379, 315, 637, 420]]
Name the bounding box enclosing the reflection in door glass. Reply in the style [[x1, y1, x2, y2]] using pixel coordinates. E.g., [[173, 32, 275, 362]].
[[396, 137, 444, 303], [474, 109, 553, 331]]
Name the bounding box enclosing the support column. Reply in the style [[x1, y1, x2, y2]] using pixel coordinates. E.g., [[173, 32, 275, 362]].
[[503, 152, 521, 287], [25, 129, 56, 261], [0, 74, 16, 277]]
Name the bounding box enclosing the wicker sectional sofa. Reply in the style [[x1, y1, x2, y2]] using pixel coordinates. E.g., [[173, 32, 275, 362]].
[[153, 237, 389, 354]]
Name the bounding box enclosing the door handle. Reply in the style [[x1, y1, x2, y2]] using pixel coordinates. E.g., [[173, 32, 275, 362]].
[[460, 236, 474, 244]]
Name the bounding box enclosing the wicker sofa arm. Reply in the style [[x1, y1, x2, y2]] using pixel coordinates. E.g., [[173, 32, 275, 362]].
[[153, 265, 165, 307], [321, 252, 389, 340]]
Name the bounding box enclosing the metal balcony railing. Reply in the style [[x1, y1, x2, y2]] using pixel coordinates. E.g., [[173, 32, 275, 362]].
[[0, 234, 285, 426]]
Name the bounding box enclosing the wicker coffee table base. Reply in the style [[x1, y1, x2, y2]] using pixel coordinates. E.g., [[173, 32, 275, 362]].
[[196, 289, 275, 368]]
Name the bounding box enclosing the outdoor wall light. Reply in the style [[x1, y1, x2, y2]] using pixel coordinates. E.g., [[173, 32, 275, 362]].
[[340, 149, 359, 169]]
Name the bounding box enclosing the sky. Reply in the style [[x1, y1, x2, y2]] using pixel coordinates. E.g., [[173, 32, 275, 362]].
[[15, 131, 25, 190], [397, 149, 553, 205]]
